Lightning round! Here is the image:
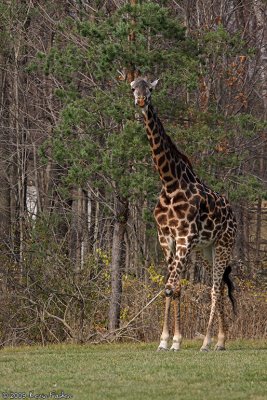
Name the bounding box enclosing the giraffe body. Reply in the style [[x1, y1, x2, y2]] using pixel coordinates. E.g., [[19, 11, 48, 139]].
[[131, 78, 237, 351]]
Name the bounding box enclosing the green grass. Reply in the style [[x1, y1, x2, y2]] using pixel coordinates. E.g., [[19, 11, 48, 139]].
[[0, 340, 266, 400]]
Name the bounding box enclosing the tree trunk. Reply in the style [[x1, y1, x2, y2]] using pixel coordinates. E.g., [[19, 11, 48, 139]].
[[253, 0, 267, 119], [255, 196, 262, 269], [234, 202, 246, 263], [69, 187, 89, 271], [108, 196, 128, 332]]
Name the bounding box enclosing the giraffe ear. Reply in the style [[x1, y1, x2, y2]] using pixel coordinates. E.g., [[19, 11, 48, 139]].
[[150, 79, 159, 91], [130, 80, 136, 90]]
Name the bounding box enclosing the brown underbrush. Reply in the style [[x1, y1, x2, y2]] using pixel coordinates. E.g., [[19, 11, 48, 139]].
[[0, 256, 266, 346]]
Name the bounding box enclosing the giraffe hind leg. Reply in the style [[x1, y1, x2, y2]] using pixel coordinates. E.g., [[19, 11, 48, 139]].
[[214, 282, 226, 351], [200, 284, 219, 352], [215, 265, 236, 351], [200, 246, 233, 352]]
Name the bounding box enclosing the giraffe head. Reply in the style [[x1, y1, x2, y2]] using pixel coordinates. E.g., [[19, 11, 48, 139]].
[[130, 78, 159, 111]]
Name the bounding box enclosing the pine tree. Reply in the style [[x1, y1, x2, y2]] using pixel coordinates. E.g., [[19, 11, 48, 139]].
[[42, 1, 198, 330]]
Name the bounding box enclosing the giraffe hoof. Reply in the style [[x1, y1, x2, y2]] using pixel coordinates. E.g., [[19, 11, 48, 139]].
[[215, 345, 226, 351], [170, 347, 180, 352], [157, 346, 169, 352], [170, 341, 181, 351], [200, 347, 209, 352]]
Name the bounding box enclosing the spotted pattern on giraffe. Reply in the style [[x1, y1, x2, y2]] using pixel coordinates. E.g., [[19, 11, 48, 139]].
[[131, 77, 237, 352]]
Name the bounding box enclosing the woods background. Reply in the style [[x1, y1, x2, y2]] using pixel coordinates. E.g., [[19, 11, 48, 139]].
[[0, 0, 266, 346]]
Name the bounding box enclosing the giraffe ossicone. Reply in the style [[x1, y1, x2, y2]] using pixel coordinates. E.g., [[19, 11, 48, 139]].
[[131, 77, 237, 352]]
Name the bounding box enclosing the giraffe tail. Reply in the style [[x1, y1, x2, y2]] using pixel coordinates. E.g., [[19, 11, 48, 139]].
[[223, 266, 237, 315]]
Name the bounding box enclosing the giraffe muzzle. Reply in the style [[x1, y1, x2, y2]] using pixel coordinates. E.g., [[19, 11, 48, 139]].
[[137, 98, 145, 107]]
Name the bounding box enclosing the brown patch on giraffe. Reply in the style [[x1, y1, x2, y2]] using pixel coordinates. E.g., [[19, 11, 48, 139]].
[[186, 167, 196, 183], [216, 197, 225, 207], [200, 198, 209, 214], [158, 154, 166, 166], [178, 220, 189, 236], [162, 163, 170, 174], [177, 238, 186, 246], [185, 188, 193, 199], [146, 127, 153, 137], [173, 203, 189, 219], [154, 145, 164, 156], [173, 192, 187, 203], [179, 220, 189, 230], [166, 181, 179, 194], [164, 175, 174, 183], [173, 209, 185, 219], [170, 160, 177, 177], [181, 178, 187, 190], [169, 219, 179, 227], [154, 202, 168, 215], [170, 228, 177, 237], [180, 203, 190, 212], [213, 224, 222, 235], [178, 247, 187, 257], [156, 214, 167, 225], [189, 195, 201, 207], [221, 207, 227, 216], [182, 171, 191, 184], [147, 108, 153, 120], [165, 150, 171, 159], [188, 183, 198, 195], [159, 237, 167, 245], [168, 208, 175, 219], [228, 220, 234, 229], [161, 226, 170, 235], [190, 222, 198, 234], [201, 230, 212, 240], [213, 208, 222, 221], [222, 220, 228, 230], [200, 214, 208, 223], [187, 205, 196, 220], [154, 135, 160, 145], [161, 191, 171, 205], [205, 218, 214, 231], [208, 194, 216, 212], [148, 119, 155, 131]]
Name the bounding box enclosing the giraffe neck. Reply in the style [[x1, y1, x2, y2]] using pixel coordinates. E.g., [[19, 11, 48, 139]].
[[142, 104, 196, 192]]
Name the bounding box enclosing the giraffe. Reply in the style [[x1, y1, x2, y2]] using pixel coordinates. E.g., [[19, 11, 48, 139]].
[[130, 77, 237, 352]]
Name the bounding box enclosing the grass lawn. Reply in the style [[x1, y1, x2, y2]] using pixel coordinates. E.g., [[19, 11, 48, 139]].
[[0, 340, 266, 400]]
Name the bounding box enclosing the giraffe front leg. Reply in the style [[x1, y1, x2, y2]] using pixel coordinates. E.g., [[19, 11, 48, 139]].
[[157, 295, 171, 351], [156, 230, 175, 351], [165, 245, 191, 351], [170, 288, 182, 351]]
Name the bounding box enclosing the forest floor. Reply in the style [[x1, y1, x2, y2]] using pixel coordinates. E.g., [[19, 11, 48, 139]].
[[0, 340, 266, 400]]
